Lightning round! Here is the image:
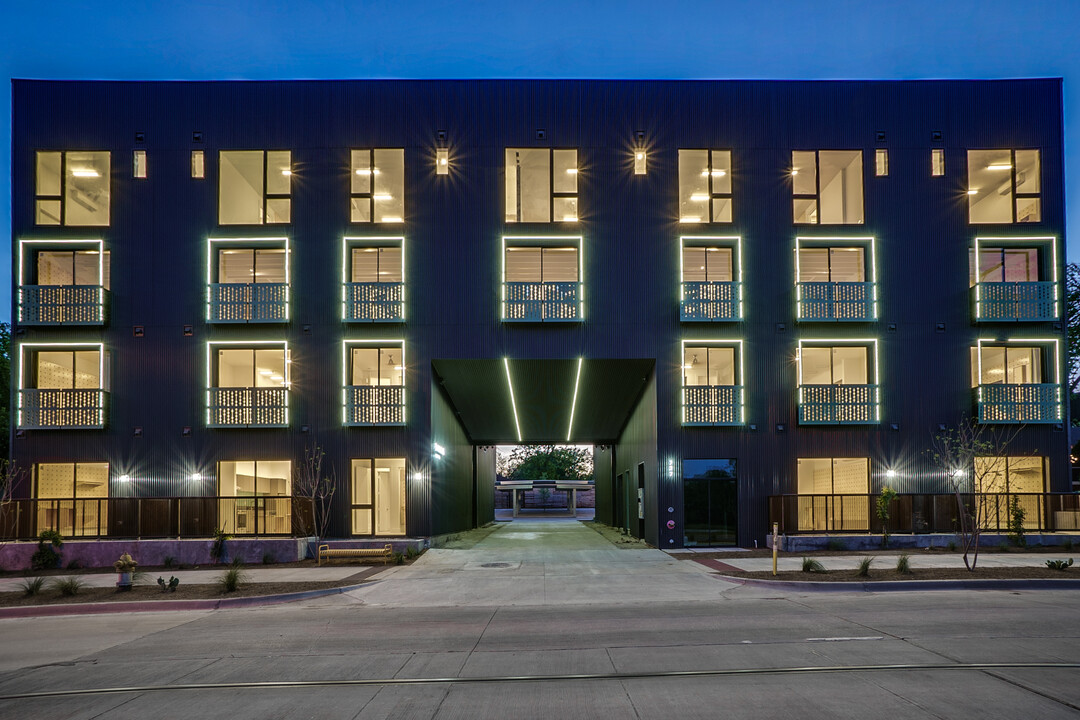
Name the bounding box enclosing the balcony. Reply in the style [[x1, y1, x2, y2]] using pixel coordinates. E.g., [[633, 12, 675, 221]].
[[798, 282, 875, 321], [681, 281, 741, 321], [208, 283, 288, 323], [207, 387, 288, 428], [798, 384, 879, 424], [683, 385, 743, 425], [504, 282, 581, 322], [19, 285, 106, 325], [975, 282, 1057, 321], [345, 386, 405, 426], [345, 282, 404, 322], [18, 389, 107, 429], [977, 383, 1061, 423]]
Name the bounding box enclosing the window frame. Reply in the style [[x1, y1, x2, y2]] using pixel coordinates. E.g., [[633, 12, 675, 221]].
[[791, 149, 865, 225], [504, 147, 579, 224], [34, 150, 111, 227], [972, 338, 1059, 388], [680, 339, 745, 426], [341, 339, 406, 426], [500, 235, 584, 322], [678, 148, 733, 224], [967, 149, 1042, 224], [349, 457, 408, 537], [217, 149, 292, 226], [350, 148, 405, 224], [206, 236, 291, 323]]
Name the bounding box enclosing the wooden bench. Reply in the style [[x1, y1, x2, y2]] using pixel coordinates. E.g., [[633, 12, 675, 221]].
[[318, 543, 393, 566]]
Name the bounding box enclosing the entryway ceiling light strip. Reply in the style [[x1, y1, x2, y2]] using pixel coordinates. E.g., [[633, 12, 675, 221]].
[[567, 357, 583, 442], [504, 357, 523, 443]]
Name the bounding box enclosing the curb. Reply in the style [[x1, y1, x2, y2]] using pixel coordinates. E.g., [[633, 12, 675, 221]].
[[0, 580, 379, 619], [713, 574, 1080, 593]]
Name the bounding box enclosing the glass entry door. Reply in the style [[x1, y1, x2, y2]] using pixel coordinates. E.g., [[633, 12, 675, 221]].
[[683, 459, 737, 546], [351, 458, 406, 536]]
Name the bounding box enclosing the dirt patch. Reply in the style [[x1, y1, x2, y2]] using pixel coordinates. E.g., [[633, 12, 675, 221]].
[[0, 568, 382, 608], [680, 545, 1076, 561], [432, 524, 502, 549], [586, 522, 651, 549], [725, 566, 1079, 582]]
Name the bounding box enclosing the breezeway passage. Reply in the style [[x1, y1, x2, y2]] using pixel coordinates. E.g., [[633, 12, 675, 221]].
[[336, 518, 738, 607]]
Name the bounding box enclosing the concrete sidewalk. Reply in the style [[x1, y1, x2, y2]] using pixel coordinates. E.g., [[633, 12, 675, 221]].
[[0, 565, 364, 592]]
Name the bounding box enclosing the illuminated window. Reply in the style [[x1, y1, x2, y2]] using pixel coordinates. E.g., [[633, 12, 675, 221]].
[[971, 342, 1060, 424], [208, 240, 289, 323], [34, 463, 109, 538], [680, 238, 740, 321], [217, 461, 292, 535], [967, 149, 1041, 223], [503, 241, 581, 321], [35, 151, 110, 226], [19, 345, 107, 430], [678, 150, 732, 222], [133, 150, 147, 179], [796, 458, 869, 530], [971, 345, 1043, 387], [932, 148, 945, 176], [218, 150, 291, 225], [505, 148, 578, 223], [968, 238, 1057, 322], [191, 150, 205, 179], [18, 242, 110, 325], [345, 240, 404, 322], [351, 458, 407, 535], [207, 344, 288, 428], [875, 149, 888, 177], [351, 149, 404, 223], [791, 150, 864, 224], [798, 341, 878, 424], [682, 342, 742, 426], [973, 456, 1046, 530], [344, 342, 405, 425]]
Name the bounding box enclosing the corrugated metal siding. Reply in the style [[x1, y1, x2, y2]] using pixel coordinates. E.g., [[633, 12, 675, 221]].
[[10, 79, 1068, 547]]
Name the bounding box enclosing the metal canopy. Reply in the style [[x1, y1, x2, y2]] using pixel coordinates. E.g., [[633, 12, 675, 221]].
[[432, 358, 654, 444]]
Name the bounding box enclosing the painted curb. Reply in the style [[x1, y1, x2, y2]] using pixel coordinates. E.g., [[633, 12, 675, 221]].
[[713, 574, 1080, 593], [0, 580, 379, 619]]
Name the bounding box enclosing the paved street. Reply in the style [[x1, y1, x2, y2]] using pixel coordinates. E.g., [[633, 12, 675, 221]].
[[1, 520, 1079, 719]]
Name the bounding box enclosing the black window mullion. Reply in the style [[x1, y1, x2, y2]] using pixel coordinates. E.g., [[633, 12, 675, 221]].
[[815, 152, 822, 224], [549, 149, 554, 222], [1011, 150, 1018, 223]]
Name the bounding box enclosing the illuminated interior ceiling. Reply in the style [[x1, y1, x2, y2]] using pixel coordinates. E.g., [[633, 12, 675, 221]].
[[432, 358, 654, 444]]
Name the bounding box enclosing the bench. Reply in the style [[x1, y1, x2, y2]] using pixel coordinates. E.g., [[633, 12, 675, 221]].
[[318, 543, 393, 566]]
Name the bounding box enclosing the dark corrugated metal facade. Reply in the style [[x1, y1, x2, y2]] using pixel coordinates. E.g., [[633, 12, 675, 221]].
[[10, 79, 1068, 547]]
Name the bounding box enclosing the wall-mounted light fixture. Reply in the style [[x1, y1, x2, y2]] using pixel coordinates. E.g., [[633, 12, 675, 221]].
[[191, 472, 203, 481], [436, 148, 449, 175], [634, 150, 647, 175], [433, 442, 446, 460]]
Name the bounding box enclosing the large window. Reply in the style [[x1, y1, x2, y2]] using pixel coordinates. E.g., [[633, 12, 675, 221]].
[[344, 342, 405, 425], [970, 237, 1057, 322], [35, 151, 110, 226], [678, 150, 732, 223], [505, 148, 577, 223], [18, 242, 109, 325], [351, 458, 407, 535], [680, 238, 740, 321], [682, 344, 742, 425], [798, 341, 878, 424], [19, 345, 106, 429], [972, 342, 1060, 424], [682, 459, 737, 547], [34, 462, 109, 537], [351, 149, 404, 223], [218, 460, 292, 535], [208, 241, 289, 323], [974, 456, 1046, 530], [967, 149, 1040, 224], [345, 241, 404, 321], [503, 240, 581, 321], [796, 458, 869, 531], [207, 344, 288, 427], [792, 150, 864, 224], [219, 150, 291, 225], [972, 345, 1043, 386], [796, 240, 875, 321]]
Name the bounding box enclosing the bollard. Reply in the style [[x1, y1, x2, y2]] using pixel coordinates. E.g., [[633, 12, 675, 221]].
[[772, 522, 778, 576]]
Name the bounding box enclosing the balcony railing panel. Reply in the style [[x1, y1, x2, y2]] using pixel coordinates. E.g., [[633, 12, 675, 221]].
[[798, 281, 875, 321], [345, 282, 404, 322], [504, 282, 581, 321], [681, 281, 741, 321], [978, 383, 1060, 424], [683, 385, 743, 425], [208, 282, 288, 323], [19, 389, 107, 429], [345, 385, 405, 425], [0, 497, 295, 540], [769, 493, 1080, 535], [19, 285, 106, 325], [976, 281, 1057, 321], [207, 387, 288, 428], [798, 384, 878, 424]]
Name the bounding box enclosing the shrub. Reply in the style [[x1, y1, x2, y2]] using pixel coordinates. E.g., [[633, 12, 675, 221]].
[[825, 539, 845, 552], [405, 546, 421, 560], [876, 487, 897, 548], [217, 563, 247, 593], [19, 577, 45, 596], [856, 557, 873, 577], [51, 577, 86, 597], [1007, 497, 1026, 547], [163, 556, 175, 569], [261, 552, 276, 565], [31, 530, 63, 570], [392, 552, 406, 566], [157, 576, 180, 592], [896, 554, 912, 575], [801, 557, 826, 573], [1064, 538, 1075, 551], [210, 528, 230, 563], [947, 540, 957, 552], [1046, 558, 1073, 571]]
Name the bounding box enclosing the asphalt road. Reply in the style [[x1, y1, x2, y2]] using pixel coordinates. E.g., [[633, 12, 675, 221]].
[[1, 521, 1078, 719]]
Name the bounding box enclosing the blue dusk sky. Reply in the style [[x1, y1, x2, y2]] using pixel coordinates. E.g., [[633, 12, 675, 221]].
[[1, 0, 1078, 321]]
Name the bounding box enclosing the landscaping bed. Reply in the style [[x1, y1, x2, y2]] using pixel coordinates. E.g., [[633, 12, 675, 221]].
[[724, 566, 1078, 582]]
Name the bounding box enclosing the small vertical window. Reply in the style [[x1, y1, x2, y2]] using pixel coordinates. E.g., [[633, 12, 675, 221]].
[[191, 150, 205, 179], [875, 149, 888, 177], [133, 150, 147, 179], [931, 149, 945, 177]]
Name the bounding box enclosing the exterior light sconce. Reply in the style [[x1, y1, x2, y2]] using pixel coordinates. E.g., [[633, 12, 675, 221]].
[[190, 472, 202, 481], [118, 474, 131, 483], [412, 472, 423, 481], [432, 442, 446, 460], [634, 150, 646, 175], [885, 469, 897, 479], [436, 148, 449, 175]]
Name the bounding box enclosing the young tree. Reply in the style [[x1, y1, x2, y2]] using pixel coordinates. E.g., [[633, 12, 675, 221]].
[[293, 444, 337, 541], [0, 460, 26, 544], [1067, 263, 1080, 396], [930, 418, 1023, 571], [0, 322, 9, 461]]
